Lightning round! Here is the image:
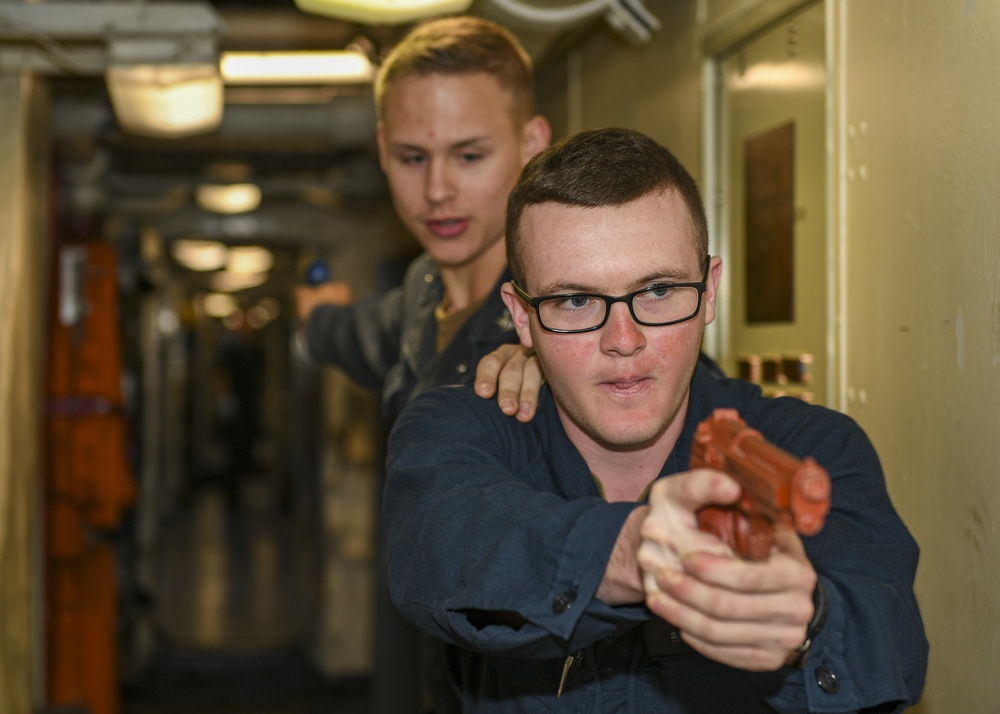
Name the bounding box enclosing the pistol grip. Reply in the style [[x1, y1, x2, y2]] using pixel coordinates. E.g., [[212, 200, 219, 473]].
[[697, 507, 773, 561]]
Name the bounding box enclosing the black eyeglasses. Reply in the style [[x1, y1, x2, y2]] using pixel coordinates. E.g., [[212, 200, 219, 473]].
[[511, 257, 710, 334]]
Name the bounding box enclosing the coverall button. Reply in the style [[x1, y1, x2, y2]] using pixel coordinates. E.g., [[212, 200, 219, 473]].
[[602, 667, 616, 679], [424, 273, 434, 283], [552, 590, 577, 613], [456, 362, 468, 374], [815, 666, 839, 693]]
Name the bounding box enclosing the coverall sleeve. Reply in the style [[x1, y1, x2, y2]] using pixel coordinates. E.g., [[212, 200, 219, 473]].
[[384, 387, 646, 660], [757, 405, 928, 714], [303, 287, 405, 392]]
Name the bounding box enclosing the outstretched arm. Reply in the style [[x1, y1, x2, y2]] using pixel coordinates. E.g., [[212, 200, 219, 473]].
[[294, 281, 353, 323]]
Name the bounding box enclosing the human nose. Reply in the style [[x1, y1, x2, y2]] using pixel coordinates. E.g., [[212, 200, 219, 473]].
[[424, 157, 455, 204], [600, 301, 645, 355]]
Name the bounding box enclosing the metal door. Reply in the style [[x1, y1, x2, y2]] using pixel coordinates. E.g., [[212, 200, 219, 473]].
[[714, 1, 828, 404]]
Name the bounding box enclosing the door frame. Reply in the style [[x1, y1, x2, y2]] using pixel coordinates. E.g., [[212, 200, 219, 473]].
[[700, 0, 843, 409]]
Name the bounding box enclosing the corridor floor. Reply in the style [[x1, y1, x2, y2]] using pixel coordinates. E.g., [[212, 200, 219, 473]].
[[121, 479, 371, 714]]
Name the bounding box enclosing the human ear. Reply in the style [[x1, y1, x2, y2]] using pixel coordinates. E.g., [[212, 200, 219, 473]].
[[520, 115, 551, 165], [501, 282, 535, 349], [702, 256, 723, 326]]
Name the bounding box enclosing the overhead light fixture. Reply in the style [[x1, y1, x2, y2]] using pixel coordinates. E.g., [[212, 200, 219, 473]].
[[196, 183, 262, 214], [488, 0, 660, 45], [293, 0, 472, 25], [203, 292, 239, 318], [211, 270, 269, 292], [220, 51, 374, 85], [106, 63, 224, 138], [226, 246, 274, 275], [171, 239, 229, 271]]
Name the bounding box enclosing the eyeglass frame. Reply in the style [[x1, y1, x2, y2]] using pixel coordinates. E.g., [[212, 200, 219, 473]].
[[509, 256, 711, 334]]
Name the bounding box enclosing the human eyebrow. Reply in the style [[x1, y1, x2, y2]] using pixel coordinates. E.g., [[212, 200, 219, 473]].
[[450, 138, 495, 159], [385, 143, 427, 163], [636, 267, 696, 285], [535, 280, 597, 295], [451, 134, 492, 150], [537, 268, 695, 296]]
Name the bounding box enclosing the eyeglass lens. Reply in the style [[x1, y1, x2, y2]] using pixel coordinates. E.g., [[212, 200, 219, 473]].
[[538, 285, 701, 331]]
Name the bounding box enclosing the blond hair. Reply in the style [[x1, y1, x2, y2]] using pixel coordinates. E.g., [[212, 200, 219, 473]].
[[374, 16, 535, 124]]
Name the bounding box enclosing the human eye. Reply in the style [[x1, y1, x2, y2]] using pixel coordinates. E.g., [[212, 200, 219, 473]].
[[458, 149, 486, 165], [538, 294, 603, 330], [546, 295, 604, 321], [642, 284, 674, 301], [398, 152, 426, 166], [551, 294, 601, 312]]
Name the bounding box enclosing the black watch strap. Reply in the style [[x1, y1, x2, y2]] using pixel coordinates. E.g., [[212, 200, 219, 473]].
[[791, 579, 828, 666]]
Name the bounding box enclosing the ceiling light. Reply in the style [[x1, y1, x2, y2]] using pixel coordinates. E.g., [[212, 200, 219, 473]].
[[211, 270, 269, 292], [203, 292, 239, 318], [171, 239, 229, 271], [220, 51, 374, 85], [293, 0, 472, 25], [227, 246, 274, 275], [106, 63, 223, 138], [196, 183, 262, 214]]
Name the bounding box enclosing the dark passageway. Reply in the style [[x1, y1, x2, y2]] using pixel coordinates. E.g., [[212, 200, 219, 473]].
[[121, 481, 371, 714]]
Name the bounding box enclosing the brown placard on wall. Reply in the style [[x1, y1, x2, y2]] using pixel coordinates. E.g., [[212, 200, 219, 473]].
[[745, 122, 795, 323]]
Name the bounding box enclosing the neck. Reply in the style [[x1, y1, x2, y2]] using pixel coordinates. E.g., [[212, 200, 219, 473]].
[[583, 446, 674, 503], [562, 399, 689, 504], [437, 240, 507, 313]]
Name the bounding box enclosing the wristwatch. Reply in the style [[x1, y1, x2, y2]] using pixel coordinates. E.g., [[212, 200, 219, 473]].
[[791, 579, 828, 667]]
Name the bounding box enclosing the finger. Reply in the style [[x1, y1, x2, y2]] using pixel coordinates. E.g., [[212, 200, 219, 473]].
[[648, 574, 806, 670], [649, 469, 742, 515], [679, 630, 795, 672], [514, 353, 542, 422], [641, 472, 741, 561], [680, 531, 813, 595], [474, 345, 518, 399], [660, 559, 814, 638], [636, 539, 683, 579], [494, 348, 529, 415]]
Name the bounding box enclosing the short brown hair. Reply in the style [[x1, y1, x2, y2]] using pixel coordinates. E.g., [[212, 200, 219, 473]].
[[505, 127, 709, 285], [374, 16, 535, 123]]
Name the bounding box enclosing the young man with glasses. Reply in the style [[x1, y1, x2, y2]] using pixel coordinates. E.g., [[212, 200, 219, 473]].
[[384, 128, 927, 712]]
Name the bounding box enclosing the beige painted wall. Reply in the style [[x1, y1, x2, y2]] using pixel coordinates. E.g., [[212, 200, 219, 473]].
[[836, 2, 1000, 710], [0, 72, 49, 714], [537, 0, 1000, 708]]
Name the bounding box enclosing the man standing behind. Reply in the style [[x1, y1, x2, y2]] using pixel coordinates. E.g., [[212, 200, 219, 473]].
[[384, 128, 927, 712], [294, 17, 549, 713], [295, 17, 549, 419]]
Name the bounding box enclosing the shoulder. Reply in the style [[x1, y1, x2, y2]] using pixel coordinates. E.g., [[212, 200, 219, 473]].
[[387, 384, 551, 471], [694, 371, 873, 464], [401, 252, 438, 285], [747, 396, 876, 470], [393, 384, 528, 442]]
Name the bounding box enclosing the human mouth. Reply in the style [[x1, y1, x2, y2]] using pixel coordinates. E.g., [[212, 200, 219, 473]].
[[426, 217, 469, 238], [601, 376, 652, 396]]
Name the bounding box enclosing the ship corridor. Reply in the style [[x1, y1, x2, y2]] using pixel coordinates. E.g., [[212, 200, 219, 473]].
[[41, 232, 399, 713]]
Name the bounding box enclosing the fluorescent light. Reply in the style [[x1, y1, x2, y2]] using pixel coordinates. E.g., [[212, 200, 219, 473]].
[[106, 63, 223, 138], [292, 0, 472, 25], [196, 183, 262, 214], [220, 51, 374, 85], [171, 239, 229, 271]]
